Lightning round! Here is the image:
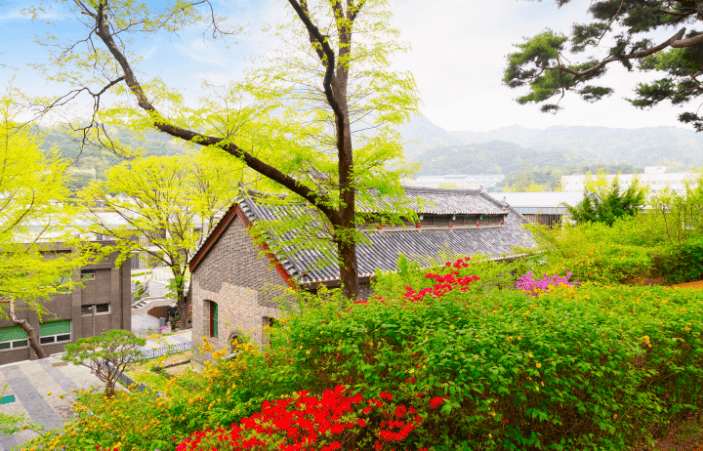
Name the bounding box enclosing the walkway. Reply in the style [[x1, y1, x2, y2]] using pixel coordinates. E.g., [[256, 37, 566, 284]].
[[0, 331, 192, 451], [0, 357, 112, 451]]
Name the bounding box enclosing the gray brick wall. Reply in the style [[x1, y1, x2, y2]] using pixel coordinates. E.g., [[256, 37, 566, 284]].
[[191, 215, 290, 362]]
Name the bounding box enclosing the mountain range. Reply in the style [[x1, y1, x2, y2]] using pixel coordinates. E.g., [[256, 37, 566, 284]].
[[401, 116, 703, 173]]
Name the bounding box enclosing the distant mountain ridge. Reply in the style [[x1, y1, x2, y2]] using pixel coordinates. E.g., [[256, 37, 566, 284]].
[[413, 141, 589, 177], [401, 116, 703, 169]]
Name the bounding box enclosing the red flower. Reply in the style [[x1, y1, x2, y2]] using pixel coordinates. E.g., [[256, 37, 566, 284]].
[[430, 396, 446, 409], [358, 419, 367, 427]]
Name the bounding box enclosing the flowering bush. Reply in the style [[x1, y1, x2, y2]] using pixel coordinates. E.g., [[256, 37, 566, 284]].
[[515, 270, 579, 297], [175, 385, 426, 451], [20, 259, 703, 451]]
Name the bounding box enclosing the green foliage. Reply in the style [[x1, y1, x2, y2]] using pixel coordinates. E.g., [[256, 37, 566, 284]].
[[566, 175, 646, 226], [63, 330, 146, 396], [78, 151, 239, 328], [526, 214, 669, 284], [24, 258, 703, 451], [0, 87, 106, 324], [498, 164, 643, 192]]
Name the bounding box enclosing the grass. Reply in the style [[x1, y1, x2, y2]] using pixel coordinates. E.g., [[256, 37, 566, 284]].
[[124, 350, 201, 391]]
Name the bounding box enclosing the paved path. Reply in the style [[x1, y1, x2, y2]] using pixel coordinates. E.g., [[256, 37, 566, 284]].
[[0, 331, 192, 451], [0, 357, 111, 451]]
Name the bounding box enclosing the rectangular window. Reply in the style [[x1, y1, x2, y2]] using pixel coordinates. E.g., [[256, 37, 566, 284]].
[[0, 326, 29, 351], [209, 301, 218, 339], [81, 305, 93, 315], [80, 269, 95, 280], [39, 320, 71, 345], [95, 304, 110, 313]]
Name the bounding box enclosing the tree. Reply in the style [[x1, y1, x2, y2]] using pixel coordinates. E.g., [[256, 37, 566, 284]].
[[33, 0, 419, 300], [0, 88, 103, 359], [62, 329, 146, 397], [78, 152, 239, 330], [565, 175, 646, 225], [503, 0, 703, 130]]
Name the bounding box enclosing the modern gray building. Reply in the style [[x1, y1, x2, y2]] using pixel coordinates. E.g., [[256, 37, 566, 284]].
[[0, 241, 131, 364]]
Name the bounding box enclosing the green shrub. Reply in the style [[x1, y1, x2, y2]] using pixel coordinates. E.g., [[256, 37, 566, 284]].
[[22, 262, 703, 451], [255, 272, 703, 450], [656, 236, 703, 284]]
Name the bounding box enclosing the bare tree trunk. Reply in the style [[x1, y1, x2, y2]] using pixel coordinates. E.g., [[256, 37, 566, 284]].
[[7, 299, 47, 359]]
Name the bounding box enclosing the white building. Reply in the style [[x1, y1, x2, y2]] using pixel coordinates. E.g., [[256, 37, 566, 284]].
[[410, 174, 505, 190], [561, 167, 694, 194]]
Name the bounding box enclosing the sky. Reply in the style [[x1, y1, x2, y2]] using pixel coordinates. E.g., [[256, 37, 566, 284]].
[[0, 0, 695, 132]]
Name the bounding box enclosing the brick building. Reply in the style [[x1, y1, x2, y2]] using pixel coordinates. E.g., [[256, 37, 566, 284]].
[[188, 187, 534, 361], [0, 241, 132, 364]]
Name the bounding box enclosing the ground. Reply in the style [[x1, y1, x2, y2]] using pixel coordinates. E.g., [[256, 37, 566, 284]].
[[0, 356, 113, 451]]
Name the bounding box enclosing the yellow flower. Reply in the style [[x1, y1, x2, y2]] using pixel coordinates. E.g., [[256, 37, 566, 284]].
[[536, 363, 541, 369], [449, 324, 455, 330], [47, 392, 52, 396]]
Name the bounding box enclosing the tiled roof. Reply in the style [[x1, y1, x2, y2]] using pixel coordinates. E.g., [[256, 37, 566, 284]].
[[190, 187, 535, 284], [357, 186, 506, 215]]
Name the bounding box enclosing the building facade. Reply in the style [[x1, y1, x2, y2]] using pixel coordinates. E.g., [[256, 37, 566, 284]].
[[410, 174, 505, 190], [561, 167, 694, 194], [188, 187, 534, 362], [0, 242, 131, 364], [493, 192, 585, 227]]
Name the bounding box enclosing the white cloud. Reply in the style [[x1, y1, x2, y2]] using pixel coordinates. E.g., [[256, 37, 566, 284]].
[[175, 40, 234, 68], [389, 0, 693, 131]]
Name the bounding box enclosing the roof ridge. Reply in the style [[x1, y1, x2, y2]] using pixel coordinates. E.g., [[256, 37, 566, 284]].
[[402, 185, 482, 195]]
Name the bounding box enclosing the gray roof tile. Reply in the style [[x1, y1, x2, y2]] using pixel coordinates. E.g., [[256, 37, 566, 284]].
[[190, 187, 534, 284]]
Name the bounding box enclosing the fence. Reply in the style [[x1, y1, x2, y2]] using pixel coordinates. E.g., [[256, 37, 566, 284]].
[[130, 342, 192, 362], [101, 362, 155, 395], [151, 267, 172, 282]]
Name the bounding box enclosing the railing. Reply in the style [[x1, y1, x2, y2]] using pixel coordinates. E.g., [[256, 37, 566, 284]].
[[101, 362, 156, 395], [129, 342, 192, 362], [146, 280, 168, 298]]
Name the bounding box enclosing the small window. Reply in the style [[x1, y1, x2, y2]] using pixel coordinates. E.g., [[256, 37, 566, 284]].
[[39, 320, 71, 346], [80, 269, 95, 280], [0, 326, 29, 351], [209, 301, 218, 339], [81, 305, 94, 315], [95, 303, 110, 313]]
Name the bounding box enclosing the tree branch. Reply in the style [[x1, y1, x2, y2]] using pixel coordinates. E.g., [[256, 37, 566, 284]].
[[287, 0, 344, 120], [90, 0, 341, 224], [544, 28, 687, 79]]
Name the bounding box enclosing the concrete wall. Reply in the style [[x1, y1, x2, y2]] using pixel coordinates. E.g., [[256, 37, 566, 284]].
[[0, 243, 131, 365]]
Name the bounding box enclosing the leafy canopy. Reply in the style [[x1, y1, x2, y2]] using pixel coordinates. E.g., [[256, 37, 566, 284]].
[[565, 172, 646, 226], [0, 87, 103, 320]]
